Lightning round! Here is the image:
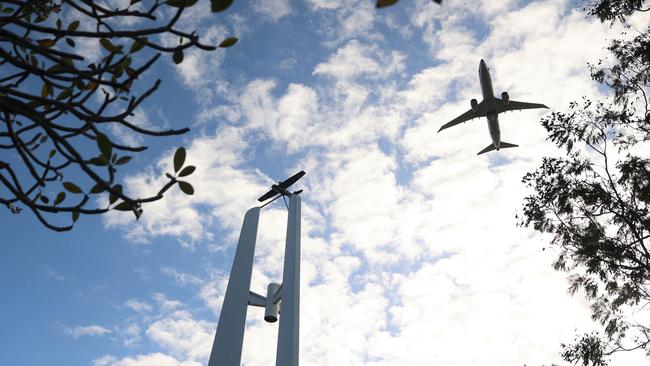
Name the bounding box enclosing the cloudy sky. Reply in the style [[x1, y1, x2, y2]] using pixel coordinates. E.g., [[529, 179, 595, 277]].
[[2, 0, 650, 365]]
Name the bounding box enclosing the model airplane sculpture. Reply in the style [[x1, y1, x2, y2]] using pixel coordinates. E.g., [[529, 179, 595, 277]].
[[438, 59, 549, 155], [258, 170, 305, 202]]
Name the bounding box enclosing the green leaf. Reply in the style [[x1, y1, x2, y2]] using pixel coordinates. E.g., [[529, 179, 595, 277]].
[[89, 156, 108, 166], [129, 38, 147, 53], [211, 0, 234, 12], [54, 191, 66, 206], [115, 156, 132, 165], [49, 149, 56, 159], [56, 88, 72, 100], [376, 0, 398, 8], [63, 181, 82, 194], [72, 209, 80, 223], [172, 49, 184, 64], [89, 184, 105, 194], [99, 38, 121, 53], [65, 38, 75, 48], [178, 181, 194, 195], [109, 184, 122, 204], [218, 37, 238, 48], [113, 201, 132, 211], [40, 195, 49, 204], [40, 135, 47, 143], [96, 133, 112, 159], [67, 20, 80, 32], [178, 165, 195, 177], [41, 82, 52, 97], [173, 147, 186, 172], [37, 39, 56, 48]]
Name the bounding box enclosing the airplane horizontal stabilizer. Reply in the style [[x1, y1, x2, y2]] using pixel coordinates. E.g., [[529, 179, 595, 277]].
[[477, 141, 519, 155], [477, 144, 497, 155], [499, 141, 518, 149]]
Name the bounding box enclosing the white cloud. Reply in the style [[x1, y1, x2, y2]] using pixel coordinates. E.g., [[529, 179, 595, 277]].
[[65, 325, 112, 339], [124, 299, 152, 313], [161, 267, 204, 286], [102, 1, 650, 365], [146, 311, 214, 361], [253, 0, 292, 22], [314, 40, 405, 80]]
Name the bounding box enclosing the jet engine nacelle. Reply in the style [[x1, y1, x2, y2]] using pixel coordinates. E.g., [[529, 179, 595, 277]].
[[470, 98, 478, 112], [501, 92, 509, 105]]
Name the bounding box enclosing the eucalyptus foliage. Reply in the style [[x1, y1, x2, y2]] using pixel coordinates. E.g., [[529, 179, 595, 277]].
[[521, 0, 650, 364], [0, 0, 236, 231]]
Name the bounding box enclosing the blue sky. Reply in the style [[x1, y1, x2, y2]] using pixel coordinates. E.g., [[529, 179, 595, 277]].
[[2, 0, 650, 365]]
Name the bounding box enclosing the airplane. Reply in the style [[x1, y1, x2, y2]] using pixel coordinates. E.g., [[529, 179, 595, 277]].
[[438, 59, 549, 155], [257, 170, 305, 202]]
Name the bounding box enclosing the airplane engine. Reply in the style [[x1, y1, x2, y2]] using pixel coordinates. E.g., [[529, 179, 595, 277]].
[[470, 98, 478, 112], [501, 92, 509, 105]]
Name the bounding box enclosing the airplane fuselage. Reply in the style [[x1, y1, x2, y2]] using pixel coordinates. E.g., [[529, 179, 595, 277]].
[[478, 59, 501, 150]]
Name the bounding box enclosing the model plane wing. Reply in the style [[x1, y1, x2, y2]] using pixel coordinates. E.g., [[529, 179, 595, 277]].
[[438, 103, 487, 132], [279, 171, 305, 189], [257, 170, 306, 202], [499, 99, 548, 113], [257, 189, 278, 202]]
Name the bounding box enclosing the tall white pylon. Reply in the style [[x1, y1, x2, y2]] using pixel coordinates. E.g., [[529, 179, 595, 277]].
[[207, 194, 301, 366]]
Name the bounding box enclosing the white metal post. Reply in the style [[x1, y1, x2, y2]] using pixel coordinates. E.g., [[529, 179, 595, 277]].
[[208, 207, 261, 366], [276, 194, 301, 366]]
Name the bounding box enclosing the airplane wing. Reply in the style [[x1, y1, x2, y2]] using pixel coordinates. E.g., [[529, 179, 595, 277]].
[[499, 99, 548, 113], [438, 103, 487, 132]]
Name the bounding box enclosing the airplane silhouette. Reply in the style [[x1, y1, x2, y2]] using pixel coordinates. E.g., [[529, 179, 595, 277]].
[[438, 59, 549, 155]]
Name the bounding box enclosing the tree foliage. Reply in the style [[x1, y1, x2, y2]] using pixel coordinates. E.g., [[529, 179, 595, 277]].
[[521, 0, 650, 364], [0, 0, 236, 231]]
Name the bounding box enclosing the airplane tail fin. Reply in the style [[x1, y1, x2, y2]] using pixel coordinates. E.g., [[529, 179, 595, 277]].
[[477, 141, 519, 155]]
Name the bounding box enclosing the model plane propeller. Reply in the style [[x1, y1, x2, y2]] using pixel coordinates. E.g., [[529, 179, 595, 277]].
[[257, 170, 305, 202]]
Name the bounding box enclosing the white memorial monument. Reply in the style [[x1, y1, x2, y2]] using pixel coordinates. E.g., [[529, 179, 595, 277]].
[[208, 171, 305, 366]]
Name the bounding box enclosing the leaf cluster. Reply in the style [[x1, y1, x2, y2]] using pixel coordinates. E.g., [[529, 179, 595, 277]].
[[521, 2, 650, 363], [0, 0, 232, 231]]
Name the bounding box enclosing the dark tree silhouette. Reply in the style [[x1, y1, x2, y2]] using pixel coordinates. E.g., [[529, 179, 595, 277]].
[[521, 0, 649, 364], [0, 0, 237, 231]]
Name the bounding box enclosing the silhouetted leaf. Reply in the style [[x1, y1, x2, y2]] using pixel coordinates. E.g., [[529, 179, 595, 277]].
[[113, 201, 132, 211], [89, 184, 105, 194], [39, 195, 49, 204], [129, 38, 146, 53], [63, 182, 82, 194], [115, 156, 132, 165], [89, 156, 108, 166], [173, 147, 186, 172], [178, 181, 194, 195], [54, 191, 66, 206], [172, 48, 184, 64], [67, 20, 80, 32], [166, 0, 198, 7], [99, 38, 121, 53], [72, 209, 80, 223], [219, 37, 238, 48], [49, 149, 56, 159], [96, 133, 112, 159], [211, 0, 234, 12], [109, 184, 122, 204], [178, 165, 195, 177], [37, 39, 56, 48]]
